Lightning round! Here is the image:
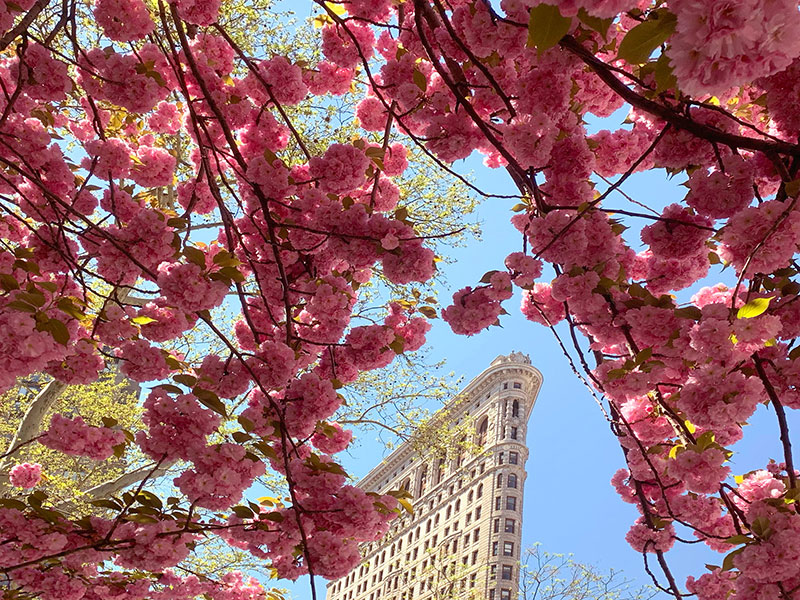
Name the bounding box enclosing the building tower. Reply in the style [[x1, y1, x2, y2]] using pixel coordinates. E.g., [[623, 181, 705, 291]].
[[326, 353, 543, 600]]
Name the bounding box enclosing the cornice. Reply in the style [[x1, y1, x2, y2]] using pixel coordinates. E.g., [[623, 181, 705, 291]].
[[357, 355, 543, 491]]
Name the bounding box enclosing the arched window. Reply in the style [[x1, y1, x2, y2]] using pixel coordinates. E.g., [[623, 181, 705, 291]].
[[496, 473, 503, 487], [434, 458, 445, 485], [456, 436, 466, 468], [401, 477, 411, 493], [508, 473, 518, 488], [476, 417, 488, 446], [418, 465, 428, 497], [467, 490, 473, 503], [477, 484, 483, 498], [512, 400, 519, 418]]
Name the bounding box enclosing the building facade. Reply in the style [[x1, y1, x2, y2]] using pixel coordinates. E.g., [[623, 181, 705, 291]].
[[326, 352, 543, 600]]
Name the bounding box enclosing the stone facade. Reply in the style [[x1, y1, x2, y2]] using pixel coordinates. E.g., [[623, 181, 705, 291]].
[[326, 353, 543, 600]]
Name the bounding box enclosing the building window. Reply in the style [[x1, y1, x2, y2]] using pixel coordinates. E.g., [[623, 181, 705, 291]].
[[506, 496, 517, 511], [452, 538, 458, 552], [472, 550, 478, 564], [509, 452, 519, 465], [466, 511, 472, 525], [455, 499, 461, 512], [490, 590, 496, 600], [513, 382, 522, 389], [490, 565, 497, 580], [512, 399, 519, 417], [508, 473, 518, 489], [473, 527, 480, 543], [446, 505, 452, 519], [505, 518, 516, 533], [495, 496, 502, 510], [503, 541, 515, 557], [477, 417, 488, 446], [493, 518, 500, 533], [477, 484, 483, 498], [502, 565, 513, 580], [492, 541, 498, 556], [468, 490, 474, 503], [496, 473, 503, 487], [475, 506, 481, 518], [511, 427, 518, 440], [503, 382, 508, 390], [498, 452, 504, 465], [418, 465, 428, 497]]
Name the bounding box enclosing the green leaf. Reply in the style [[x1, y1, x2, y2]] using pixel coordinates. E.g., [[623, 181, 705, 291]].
[[6, 300, 37, 313], [0, 273, 19, 291], [617, 11, 677, 64], [136, 491, 163, 509], [157, 384, 183, 394], [183, 246, 207, 268], [633, 347, 652, 366], [231, 505, 255, 519], [56, 297, 86, 320], [238, 415, 256, 432], [480, 270, 499, 284], [527, 4, 572, 54], [654, 52, 677, 92], [90, 498, 124, 510], [0, 498, 27, 510], [388, 336, 405, 354], [674, 306, 702, 320], [193, 387, 228, 418], [724, 534, 752, 545], [412, 69, 427, 92], [173, 374, 197, 387], [737, 297, 773, 319], [418, 306, 438, 319], [576, 8, 613, 40], [123, 513, 159, 523], [16, 290, 46, 307], [785, 179, 800, 198], [721, 546, 745, 571], [218, 266, 245, 283], [43, 318, 70, 345], [396, 497, 414, 515]]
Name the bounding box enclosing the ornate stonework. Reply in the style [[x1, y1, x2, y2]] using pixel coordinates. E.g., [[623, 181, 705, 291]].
[[326, 354, 543, 600]]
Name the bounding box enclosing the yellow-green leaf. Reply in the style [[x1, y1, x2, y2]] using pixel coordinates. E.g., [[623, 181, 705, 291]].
[[132, 316, 157, 325], [617, 11, 677, 64], [527, 4, 572, 54], [737, 297, 773, 319]]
